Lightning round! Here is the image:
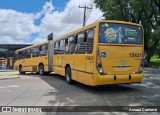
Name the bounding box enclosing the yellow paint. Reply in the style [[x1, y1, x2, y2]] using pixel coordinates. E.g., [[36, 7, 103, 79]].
[[94, 72, 144, 86], [72, 70, 77, 81], [77, 71, 94, 86]]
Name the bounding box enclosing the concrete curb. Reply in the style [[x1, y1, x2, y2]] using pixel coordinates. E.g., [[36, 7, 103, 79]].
[[152, 66, 160, 69], [0, 70, 15, 72], [0, 76, 20, 80], [145, 66, 160, 69]]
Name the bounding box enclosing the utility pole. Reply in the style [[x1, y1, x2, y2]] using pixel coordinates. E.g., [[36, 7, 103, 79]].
[[79, 5, 92, 27]]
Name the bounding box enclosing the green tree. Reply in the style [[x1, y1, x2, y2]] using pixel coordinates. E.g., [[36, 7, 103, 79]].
[[94, 0, 160, 62]]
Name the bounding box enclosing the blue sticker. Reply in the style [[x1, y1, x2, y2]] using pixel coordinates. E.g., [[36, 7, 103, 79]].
[[101, 52, 106, 57]]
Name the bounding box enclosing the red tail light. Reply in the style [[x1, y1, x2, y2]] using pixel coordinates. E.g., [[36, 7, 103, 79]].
[[96, 48, 103, 74], [139, 50, 144, 73]]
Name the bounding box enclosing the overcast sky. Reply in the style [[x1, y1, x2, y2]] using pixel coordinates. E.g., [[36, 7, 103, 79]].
[[0, 0, 103, 44]]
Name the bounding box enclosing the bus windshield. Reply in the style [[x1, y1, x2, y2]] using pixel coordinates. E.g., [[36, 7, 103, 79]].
[[99, 23, 143, 44]]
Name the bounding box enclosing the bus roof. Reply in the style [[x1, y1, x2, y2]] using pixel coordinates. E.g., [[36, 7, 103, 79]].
[[15, 41, 49, 52], [15, 20, 142, 52]]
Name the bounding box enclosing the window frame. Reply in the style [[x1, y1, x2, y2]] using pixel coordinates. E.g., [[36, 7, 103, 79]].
[[59, 39, 66, 54], [75, 31, 87, 54], [39, 44, 48, 56], [32, 47, 39, 57], [25, 48, 32, 58], [66, 36, 75, 54], [86, 28, 95, 54], [54, 41, 60, 55]]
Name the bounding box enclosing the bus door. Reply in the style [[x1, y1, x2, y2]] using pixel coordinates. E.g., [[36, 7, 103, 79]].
[[74, 32, 86, 72], [59, 39, 66, 67], [85, 28, 95, 73], [53, 41, 60, 73]]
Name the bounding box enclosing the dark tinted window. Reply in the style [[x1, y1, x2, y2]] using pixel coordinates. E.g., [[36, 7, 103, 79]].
[[32, 47, 39, 57], [26, 49, 31, 58], [14, 53, 18, 61], [18, 50, 26, 59], [39, 44, 47, 56], [54, 41, 59, 54], [18, 51, 22, 60], [59, 40, 65, 54]]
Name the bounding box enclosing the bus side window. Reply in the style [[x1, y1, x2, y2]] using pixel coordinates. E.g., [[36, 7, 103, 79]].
[[65, 38, 68, 53], [22, 50, 26, 59], [14, 53, 18, 61], [18, 51, 22, 60], [26, 49, 31, 58], [76, 32, 87, 54], [87, 29, 94, 54], [67, 36, 75, 54], [74, 35, 78, 53], [59, 39, 65, 54], [33, 47, 39, 57], [54, 41, 59, 54], [40, 44, 47, 56]]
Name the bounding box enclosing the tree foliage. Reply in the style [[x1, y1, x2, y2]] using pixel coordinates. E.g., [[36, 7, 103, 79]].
[[94, 0, 160, 62]]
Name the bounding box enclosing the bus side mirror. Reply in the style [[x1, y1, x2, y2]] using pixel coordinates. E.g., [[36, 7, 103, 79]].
[[48, 33, 53, 41]]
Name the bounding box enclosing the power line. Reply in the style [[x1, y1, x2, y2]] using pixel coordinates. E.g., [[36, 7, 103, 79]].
[[94, 13, 107, 22], [79, 5, 92, 27], [86, 4, 94, 24], [85, 0, 95, 24]]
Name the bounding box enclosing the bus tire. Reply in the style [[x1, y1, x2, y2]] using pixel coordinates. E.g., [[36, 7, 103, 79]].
[[19, 65, 25, 74], [39, 64, 44, 75], [65, 67, 73, 84], [44, 72, 50, 75]]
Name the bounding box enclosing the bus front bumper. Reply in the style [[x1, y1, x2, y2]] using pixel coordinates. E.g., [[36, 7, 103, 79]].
[[95, 72, 144, 86]]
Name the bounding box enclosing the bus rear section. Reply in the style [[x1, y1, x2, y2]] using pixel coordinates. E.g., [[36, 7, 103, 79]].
[[94, 22, 144, 85]]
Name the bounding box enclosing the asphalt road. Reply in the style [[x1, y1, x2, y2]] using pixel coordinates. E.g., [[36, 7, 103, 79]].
[[0, 67, 160, 115]]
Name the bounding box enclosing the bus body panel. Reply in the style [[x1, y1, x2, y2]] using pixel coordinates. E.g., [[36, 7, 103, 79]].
[[53, 55, 59, 73], [73, 54, 86, 71], [99, 45, 143, 75], [85, 54, 94, 74], [64, 55, 74, 68], [58, 67, 65, 76], [14, 42, 49, 73], [15, 56, 48, 72], [94, 72, 144, 86], [72, 70, 78, 81], [77, 71, 94, 86]]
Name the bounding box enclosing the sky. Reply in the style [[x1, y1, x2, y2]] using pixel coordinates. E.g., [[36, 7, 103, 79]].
[[0, 0, 103, 44]]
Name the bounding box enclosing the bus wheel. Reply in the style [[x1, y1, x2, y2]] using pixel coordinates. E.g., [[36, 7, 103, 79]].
[[19, 65, 25, 74], [65, 67, 73, 84], [39, 64, 44, 75], [44, 72, 50, 75]]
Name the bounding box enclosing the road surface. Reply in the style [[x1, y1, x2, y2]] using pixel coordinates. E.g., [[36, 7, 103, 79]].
[[0, 67, 159, 115]]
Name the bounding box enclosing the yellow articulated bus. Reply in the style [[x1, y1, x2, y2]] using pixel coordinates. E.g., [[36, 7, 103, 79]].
[[14, 41, 50, 75], [14, 20, 144, 86]]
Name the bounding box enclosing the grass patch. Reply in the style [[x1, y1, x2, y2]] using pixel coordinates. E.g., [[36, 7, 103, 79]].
[[149, 57, 160, 67]]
